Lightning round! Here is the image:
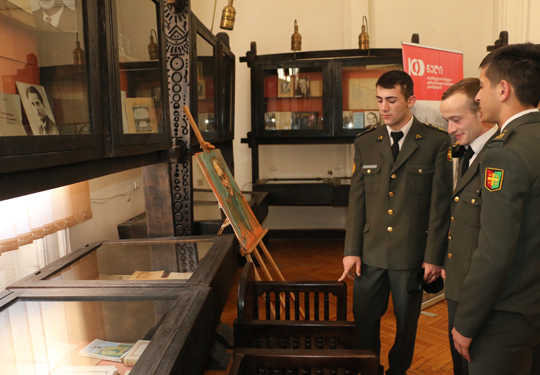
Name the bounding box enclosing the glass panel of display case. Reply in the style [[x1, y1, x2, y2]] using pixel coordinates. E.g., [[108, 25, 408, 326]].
[[0, 0, 90, 136], [340, 64, 401, 132], [263, 67, 324, 131], [44, 240, 214, 281], [115, 0, 164, 135], [196, 33, 216, 134], [0, 293, 179, 374]]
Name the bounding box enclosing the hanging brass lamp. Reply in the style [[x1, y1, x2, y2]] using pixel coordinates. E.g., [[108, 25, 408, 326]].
[[220, 0, 236, 30], [358, 16, 369, 50], [73, 33, 85, 66], [148, 29, 159, 60], [291, 19, 301, 52]]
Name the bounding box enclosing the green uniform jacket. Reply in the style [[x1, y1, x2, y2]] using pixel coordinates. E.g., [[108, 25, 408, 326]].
[[454, 111, 540, 337], [344, 117, 452, 270], [445, 132, 499, 301]]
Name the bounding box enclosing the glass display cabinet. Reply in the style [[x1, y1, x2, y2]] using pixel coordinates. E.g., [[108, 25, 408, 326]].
[[0, 0, 170, 200], [0, 286, 215, 375], [11, 235, 235, 288], [190, 14, 235, 146], [9, 234, 236, 341], [240, 43, 402, 204]]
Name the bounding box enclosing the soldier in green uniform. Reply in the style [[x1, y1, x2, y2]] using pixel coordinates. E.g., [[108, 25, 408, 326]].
[[452, 43, 540, 375], [440, 78, 498, 375], [339, 70, 452, 375]]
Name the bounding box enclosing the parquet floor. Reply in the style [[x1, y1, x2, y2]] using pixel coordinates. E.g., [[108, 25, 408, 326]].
[[206, 239, 454, 375]]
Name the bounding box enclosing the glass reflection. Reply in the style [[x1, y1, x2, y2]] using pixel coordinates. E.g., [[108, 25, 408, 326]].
[[0, 0, 90, 136], [196, 34, 216, 132], [115, 0, 164, 134]]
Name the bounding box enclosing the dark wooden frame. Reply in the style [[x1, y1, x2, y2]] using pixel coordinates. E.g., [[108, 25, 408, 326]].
[[190, 14, 235, 146], [229, 348, 379, 375]]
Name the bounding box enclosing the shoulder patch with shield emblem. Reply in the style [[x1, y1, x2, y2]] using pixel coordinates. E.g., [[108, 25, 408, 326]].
[[485, 168, 504, 192]]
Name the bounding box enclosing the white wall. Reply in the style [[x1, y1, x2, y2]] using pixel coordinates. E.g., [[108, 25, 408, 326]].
[[69, 168, 145, 250]]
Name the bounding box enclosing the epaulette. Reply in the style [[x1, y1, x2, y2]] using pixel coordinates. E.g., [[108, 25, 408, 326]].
[[424, 122, 447, 134], [489, 127, 514, 146], [356, 125, 377, 137]]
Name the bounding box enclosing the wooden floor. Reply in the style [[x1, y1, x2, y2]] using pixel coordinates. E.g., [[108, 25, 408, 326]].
[[205, 238, 454, 375]]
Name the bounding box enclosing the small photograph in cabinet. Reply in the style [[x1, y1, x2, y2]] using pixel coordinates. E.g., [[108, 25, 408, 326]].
[[294, 76, 311, 98], [196, 149, 264, 253], [0, 92, 26, 136], [343, 111, 354, 129], [364, 110, 381, 128], [265, 112, 292, 130], [125, 97, 158, 134], [292, 111, 319, 129], [353, 112, 365, 129], [277, 79, 293, 98], [16, 81, 59, 136], [31, 0, 78, 32], [197, 79, 205, 99]]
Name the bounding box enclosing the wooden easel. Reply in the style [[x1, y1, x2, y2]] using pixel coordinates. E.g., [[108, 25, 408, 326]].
[[184, 106, 304, 318]]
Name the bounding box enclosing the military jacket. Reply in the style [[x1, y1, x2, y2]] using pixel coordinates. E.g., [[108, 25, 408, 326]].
[[344, 117, 452, 270], [454, 111, 540, 337]]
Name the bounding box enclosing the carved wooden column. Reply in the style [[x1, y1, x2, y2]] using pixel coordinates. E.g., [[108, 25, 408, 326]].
[[164, 0, 193, 237]]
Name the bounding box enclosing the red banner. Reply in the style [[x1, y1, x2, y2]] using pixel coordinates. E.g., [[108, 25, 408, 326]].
[[402, 43, 463, 101]]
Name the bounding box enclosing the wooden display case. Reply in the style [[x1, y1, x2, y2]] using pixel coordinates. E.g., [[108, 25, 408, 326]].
[[240, 42, 402, 204], [0, 0, 171, 201], [0, 286, 216, 375]]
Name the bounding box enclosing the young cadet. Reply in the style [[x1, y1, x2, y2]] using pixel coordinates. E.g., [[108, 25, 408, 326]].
[[440, 78, 498, 375], [340, 70, 452, 375], [452, 43, 540, 375]]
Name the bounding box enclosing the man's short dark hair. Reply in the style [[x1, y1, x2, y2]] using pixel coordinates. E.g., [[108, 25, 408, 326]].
[[441, 78, 481, 114], [376, 70, 414, 100], [26, 85, 44, 104], [480, 43, 540, 107]]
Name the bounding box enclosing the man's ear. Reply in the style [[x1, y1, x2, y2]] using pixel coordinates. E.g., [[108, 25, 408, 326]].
[[499, 80, 511, 101], [407, 95, 417, 108]]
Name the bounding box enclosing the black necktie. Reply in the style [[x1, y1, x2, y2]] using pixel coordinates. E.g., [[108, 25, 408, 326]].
[[391, 131, 404, 161], [461, 147, 475, 177]]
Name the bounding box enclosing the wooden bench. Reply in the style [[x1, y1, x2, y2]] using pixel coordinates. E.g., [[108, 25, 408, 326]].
[[229, 348, 379, 375], [234, 262, 360, 350]]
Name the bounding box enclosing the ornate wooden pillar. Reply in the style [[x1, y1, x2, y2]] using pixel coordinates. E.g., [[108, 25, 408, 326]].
[[164, 1, 193, 236]]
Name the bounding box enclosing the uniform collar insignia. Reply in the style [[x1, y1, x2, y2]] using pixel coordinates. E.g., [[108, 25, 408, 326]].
[[377, 135, 384, 141]]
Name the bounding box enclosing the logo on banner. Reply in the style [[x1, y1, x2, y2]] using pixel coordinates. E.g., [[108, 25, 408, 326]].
[[408, 58, 425, 76]]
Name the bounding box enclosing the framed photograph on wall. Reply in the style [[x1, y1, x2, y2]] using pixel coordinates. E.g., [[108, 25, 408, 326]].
[[124, 97, 158, 134]]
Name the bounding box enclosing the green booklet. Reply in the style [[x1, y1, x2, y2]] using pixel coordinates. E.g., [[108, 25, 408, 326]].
[[79, 339, 134, 362]]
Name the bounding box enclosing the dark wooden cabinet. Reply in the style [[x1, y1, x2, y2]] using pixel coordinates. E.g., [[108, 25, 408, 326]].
[[241, 43, 402, 206], [0, 0, 171, 201]]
